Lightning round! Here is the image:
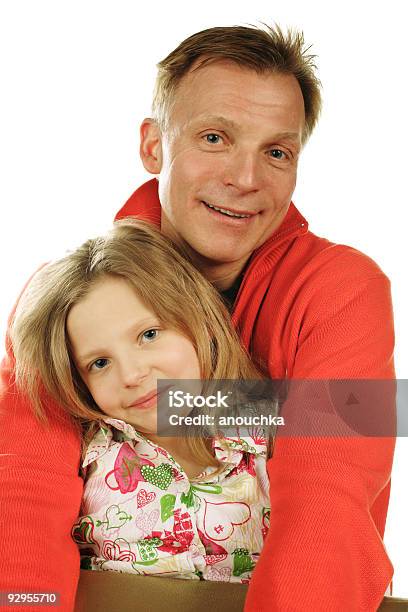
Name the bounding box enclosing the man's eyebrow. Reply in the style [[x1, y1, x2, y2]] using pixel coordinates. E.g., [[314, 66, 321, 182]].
[[188, 115, 239, 130], [187, 117, 301, 144], [271, 131, 301, 143]]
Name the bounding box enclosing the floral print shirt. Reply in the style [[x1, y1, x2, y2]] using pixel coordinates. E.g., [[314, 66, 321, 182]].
[[72, 418, 270, 583]]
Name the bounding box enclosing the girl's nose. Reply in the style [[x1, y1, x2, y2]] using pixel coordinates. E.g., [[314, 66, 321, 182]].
[[120, 358, 150, 388]]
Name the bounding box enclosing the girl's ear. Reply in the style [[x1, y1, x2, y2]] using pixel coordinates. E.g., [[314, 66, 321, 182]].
[[139, 118, 163, 174]]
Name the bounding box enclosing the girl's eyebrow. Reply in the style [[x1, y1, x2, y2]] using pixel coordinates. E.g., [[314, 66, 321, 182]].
[[75, 317, 160, 364]]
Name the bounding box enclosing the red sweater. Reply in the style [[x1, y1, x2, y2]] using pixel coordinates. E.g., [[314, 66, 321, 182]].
[[117, 180, 396, 611], [0, 179, 394, 611]]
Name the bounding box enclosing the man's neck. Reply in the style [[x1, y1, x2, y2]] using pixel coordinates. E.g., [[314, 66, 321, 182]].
[[194, 258, 246, 291], [160, 216, 247, 291]]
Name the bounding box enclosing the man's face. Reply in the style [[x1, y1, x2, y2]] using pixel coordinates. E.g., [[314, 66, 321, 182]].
[[141, 61, 305, 286]]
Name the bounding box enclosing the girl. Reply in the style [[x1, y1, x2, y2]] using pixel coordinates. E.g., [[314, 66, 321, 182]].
[[11, 220, 271, 583]]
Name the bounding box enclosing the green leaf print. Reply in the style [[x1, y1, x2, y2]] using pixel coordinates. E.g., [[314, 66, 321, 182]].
[[191, 483, 222, 495], [181, 483, 222, 512], [232, 548, 255, 576], [181, 487, 195, 508], [160, 494, 176, 521]]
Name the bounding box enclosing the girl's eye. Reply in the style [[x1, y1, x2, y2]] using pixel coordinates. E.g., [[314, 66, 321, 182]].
[[141, 329, 159, 343], [90, 358, 109, 371], [269, 149, 287, 160], [204, 133, 222, 144]]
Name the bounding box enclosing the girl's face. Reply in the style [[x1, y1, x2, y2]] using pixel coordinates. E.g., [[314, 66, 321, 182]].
[[67, 276, 201, 435]]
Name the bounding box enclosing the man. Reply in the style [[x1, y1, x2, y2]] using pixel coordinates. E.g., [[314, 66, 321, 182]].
[[115, 25, 395, 610], [0, 25, 395, 611]]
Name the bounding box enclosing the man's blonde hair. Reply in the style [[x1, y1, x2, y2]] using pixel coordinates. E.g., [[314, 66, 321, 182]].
[[11, 220, 262, 470], [153, 24, 322, 144]]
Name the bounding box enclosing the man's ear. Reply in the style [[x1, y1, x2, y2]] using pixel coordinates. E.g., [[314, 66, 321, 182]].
[[140, 118, 163, 174]]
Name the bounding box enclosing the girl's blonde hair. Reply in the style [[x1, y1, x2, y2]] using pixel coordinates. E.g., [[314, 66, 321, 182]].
[[11, 219, 263, 469]]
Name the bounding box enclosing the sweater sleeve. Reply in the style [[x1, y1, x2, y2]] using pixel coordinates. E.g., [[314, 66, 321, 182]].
[[245, 253, 395, 611], [0, 320, 83, 611]]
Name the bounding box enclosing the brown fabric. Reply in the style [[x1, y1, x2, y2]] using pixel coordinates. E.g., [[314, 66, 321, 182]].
[[378, 597, 408, 611], [75, 570, 248, 612], [75, 571, 408, 611]]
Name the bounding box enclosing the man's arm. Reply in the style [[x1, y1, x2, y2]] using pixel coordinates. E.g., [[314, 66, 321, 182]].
[[246, 253, 395, 611], [0, 314, 83, 612]]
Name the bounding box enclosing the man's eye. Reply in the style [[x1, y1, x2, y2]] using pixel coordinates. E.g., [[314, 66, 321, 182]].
[[90, 358, 109, 371], [204, 133, 222, 144], [141, 329, 159, 343], [269, 149, 287, 160]]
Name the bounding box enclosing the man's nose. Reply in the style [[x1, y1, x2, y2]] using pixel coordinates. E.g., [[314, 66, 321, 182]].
[[223, 150, 262, 193], [119, 356, 150, 387]]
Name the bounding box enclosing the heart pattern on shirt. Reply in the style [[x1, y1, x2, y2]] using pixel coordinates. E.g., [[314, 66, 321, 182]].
[[204, 554, 228, 566], [203, 500, 251, 541], [140, 464, 173, 490], [104, 504, 132, 530], [102, 538, 136, 563], [105, 443, 150, 493], [135, 509, 160, 537], [71, 516, 96, 544], [137, 488, 156, 508], [206, 566, 232, 582]]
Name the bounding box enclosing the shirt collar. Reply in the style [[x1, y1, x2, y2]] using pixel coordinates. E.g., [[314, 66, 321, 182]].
[[83, 418, 266, 468]]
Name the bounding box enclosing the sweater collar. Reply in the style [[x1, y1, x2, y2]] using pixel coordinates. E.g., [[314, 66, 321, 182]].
[[115, 178, 162, 225]]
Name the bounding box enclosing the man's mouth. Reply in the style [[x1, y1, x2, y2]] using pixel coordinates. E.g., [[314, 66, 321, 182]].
[[201, 200, 254, 219]]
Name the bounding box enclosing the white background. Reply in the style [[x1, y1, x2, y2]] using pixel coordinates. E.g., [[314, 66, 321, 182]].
[[1, 0, 407, 597]]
